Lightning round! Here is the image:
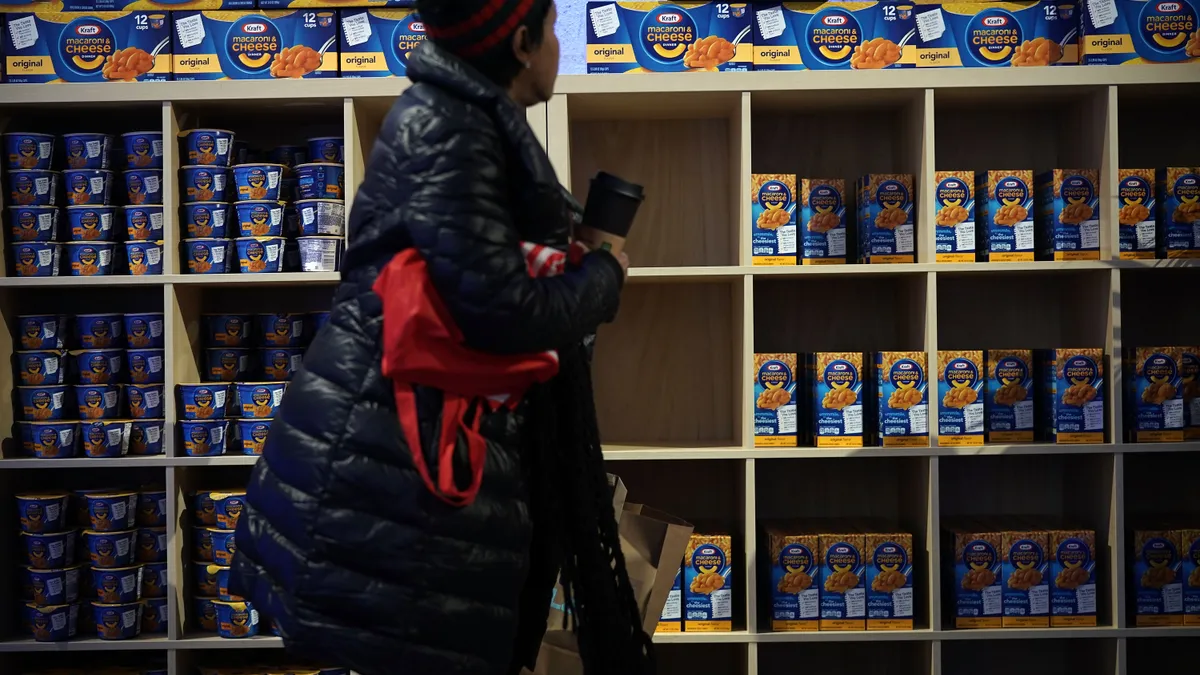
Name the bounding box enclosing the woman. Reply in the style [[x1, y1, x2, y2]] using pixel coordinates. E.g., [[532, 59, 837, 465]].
[[230, 1, 653, 674]]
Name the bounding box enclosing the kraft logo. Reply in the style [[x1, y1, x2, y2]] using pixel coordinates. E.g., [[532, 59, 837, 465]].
[[243, 22, 268, 33], [1151, 541, 1165, 549], [411, 21, 425, 31], [767, 364, 782, 371], [1019, 543, 1032, 550], [1157, 2, 1181, 10], [982, 16, 1008, 26], [1003, 179, 1018, 188], [1184, 177, 1198, 185], [945, 181, 960, 188], [657, 12, 682, 23], [970, 543, 988, 552], [1066, 543, 1080, 550], [899, 363, 913, 370], [833, 364, 847, 371], [882, 545, 897, 553], [76, 24, 101, 35], [767, 184, 782, 191], [700, 546, 716, 555], [823, 15, 848, 25], [834, 545, 850, 554], [1152, 357, 1166, 365]]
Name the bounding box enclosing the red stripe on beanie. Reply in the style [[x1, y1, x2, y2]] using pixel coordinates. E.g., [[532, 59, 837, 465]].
[[454, 0, 535, 57], [424, 0, 510, 40]]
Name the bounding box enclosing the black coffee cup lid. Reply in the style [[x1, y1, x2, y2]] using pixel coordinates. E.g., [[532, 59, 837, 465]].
[[591, 171, 644, 201]]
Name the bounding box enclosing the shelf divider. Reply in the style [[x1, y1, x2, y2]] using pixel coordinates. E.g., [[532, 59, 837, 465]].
[[547, 94, 571, 187], [1101, 86, 1120, 261], [736, 92, 752, 267], [916, 89, 936, 264], [162, 101, 181, 276]]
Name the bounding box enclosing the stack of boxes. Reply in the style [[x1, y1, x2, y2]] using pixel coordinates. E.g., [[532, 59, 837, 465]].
[[1117, 167, 1200, 260], [1133, 527, 1200, 627], [1124, 346, 1200, 443], [658, 533, 735, 633]]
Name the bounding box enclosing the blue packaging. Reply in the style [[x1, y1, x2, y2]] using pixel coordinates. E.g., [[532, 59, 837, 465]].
[[184, 238, 232, 274], [124, 313, 165, 349], [137, 527, 167, 563], [66, 241, 116, 276], [17, 314, 67, 350], [75, 348, 124, 384], [311, 310, 331, 333], [984, 350, 1035, 442], [1, 11, 171, 83], [16, 350, 66, 386], [181, 129, 236, 167], [800, 178, 847, 265], [23, 602, 78, 642], [67, 205, 117, 241], [269, 145, 307, 169], [127, 348, 165, 384], [182, 420, 229, 456], [192, 490, 219, 526], [298, 235, 342, 272], [295, 162, 344, 200], [137, 490, 167, 527], [62, 169, 113, 206], [142, 561, 168, 597], [753, 1, 916, 70], [76, 313, 123, 349], [296, 198, 346, 236], [234, 200, 286, 236], [84, 528, 137, 568], [937, 350, 984, 446], [193, 526, 215, 562], [232, 163, 285, 202], [128, 383, 165, 419], [12, 242, 62, 277], [818, 533, 866, 630], [338, 9, 425, 77], [22, 529, 77, 569], [213, 600, 259, 638], [91, 565, 142, 603], [208, 528, 236, 565], [179, 382, 230, 419], [237, 382, 286, 418], [951, 528, 1002, 628], [180, 165, 230, 202], [21, 565, 81, 605], [585, 1, 754, 73], [195, 562, 221, 596], [204, 348, 251, 382], [9, 205, 61, 242], [4, 132, 55, 170], [875, 351, 928, 447], [237, 236, 285, 273], [308, 136, 343, 162], [17, 421, 78, 459], [182, 201, 230, 238], [129, 419, 165, 455], [172, 11, 339, 80], [63, 133, 113, 170], [80, 419, 130, 458], [203, 314, 252, 347], [1001, 531, 1050, 627], [933, 170, 977, 262], [979, 170, 1036, 262], [8, 169, 59, 206], [237, 418, 272, 455], [211, 491, 246, 529], [916, 1, 1078, 67], [210, 563, 242, 601], [122, 131, 163, 169], [75, 384, 122, 420], [261, 347, 303, 381], [93, 601, 142, 640], [16, 492, 70, 533], [1036, 169, 1101, 261], [86, 492, 138, 531], [123, 169, 163, 206], [123, 204, 165, 240], [750, 174, 797, 266], [142, 597, 168, 633], [195, 596, 220, 631], [19, 385, 70, 421], [857, 174, 915, 263], [1081, 0, 1200, 64], [811, 352, 866, 447]]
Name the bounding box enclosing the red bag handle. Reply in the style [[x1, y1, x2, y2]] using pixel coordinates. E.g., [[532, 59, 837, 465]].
[[394, 381, 487, 507]]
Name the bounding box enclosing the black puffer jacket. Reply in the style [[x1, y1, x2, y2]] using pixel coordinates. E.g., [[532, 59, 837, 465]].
[[230, 42, 625, 675]]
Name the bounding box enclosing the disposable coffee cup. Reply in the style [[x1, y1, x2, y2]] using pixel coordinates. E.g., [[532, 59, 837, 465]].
[[577, 171, 644, 255]]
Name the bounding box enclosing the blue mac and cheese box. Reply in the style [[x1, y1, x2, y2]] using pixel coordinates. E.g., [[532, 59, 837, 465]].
[[801, 178, 847, 264], [585, 1, 753, 73], [172, 10, 337, 80], [1040, 348, 1105, 444], [984, 350, 1035, 442], [978, 170, 1035, 263], [934, 170, 977, 263], [339, 9, 425, 77], [857, 174, 915, 264], [1081, 0, 1200, 64], [875, 351, 928, 447], [753, 1, 916, 70], [937, 350, 984, 446], [3, 11, 171, 83], [1158, 167, 1200, 259], [811, 352, 867, 448], [1118, 168, 1157, 260], [60, 0, 251, 10], [913, 0, 1079, 67], [261, 0, 413, 7], [752, 174, 798, 265], [1036, 169, 1100, 261], [1125, 346, 1185, 443]]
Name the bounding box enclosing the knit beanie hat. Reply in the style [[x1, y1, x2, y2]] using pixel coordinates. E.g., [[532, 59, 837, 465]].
[[417, 0, 546, 59]]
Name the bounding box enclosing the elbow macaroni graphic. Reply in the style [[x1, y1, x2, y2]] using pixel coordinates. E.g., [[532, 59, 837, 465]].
[[586, 2, 752, 73], [916, 2, 1078, 68], [172, 11, 337, 80], [753, 2, 915, 70], [1, 11, 171, 84]]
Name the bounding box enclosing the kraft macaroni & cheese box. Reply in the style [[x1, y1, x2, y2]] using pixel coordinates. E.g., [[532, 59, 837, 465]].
[[172, 10, 337, 80], [755, 353, 799, 447], [978, 170, 1035, 262], [3, 11, 171, 83], [950, 524, 1002, 628], [752, 174, 798, 265], [1036, 169, 1100, 261], [60, 0, 251, 10], [767, 525, 820, 631], [984, 349, 1035, 442], [657, 557, 684, 632], [1134, 529, 1183, 626], [585, 2, 753, 74], [818, 532, 865, 630], [260, 0, 414, 7], [1157, 167, 1200, 258], [913, 1, 1079, 67], [875, 351, 928, 447], [937, 350, 984, 446], [339, 9, 425, 77], [812, 352, 867, 447], [1125, 346, 1185, 442], [857, 173, 915, 263], [1081, 0, 1200, 65], [801, 178, 847, 264], [684, 533, 733, 631], [1183, 528, 1200, 625], [1048, 528, 1097, 627], [865, 532, 914, 630], [934, 170, 977, 262], [1183, 347, 1200, 440], [1002, 528, 1050, 627], [752, 1, 916, 70], [1118, 168, 1158, 259], [1039, 348, 1105, 444]]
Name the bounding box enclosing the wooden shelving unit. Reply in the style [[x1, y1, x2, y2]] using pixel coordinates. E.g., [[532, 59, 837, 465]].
[[1, 66, 1199, 675]]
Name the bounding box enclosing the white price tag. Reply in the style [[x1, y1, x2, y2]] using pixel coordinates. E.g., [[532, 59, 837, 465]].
[[589, 3, 621, 38], [777, 225, 797, 255], [757, 6, 786, 39], [341, 12, 373, 47]]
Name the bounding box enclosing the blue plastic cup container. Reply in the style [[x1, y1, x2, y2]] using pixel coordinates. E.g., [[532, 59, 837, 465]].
[[12, 242, 61, 277], [260, 348, 303, 382], [236, 237, 285, 273], [124, 240, 164, 276], [21, 565, 81, 605], [180, 166, 229, 203], [17, 422, 78, 459], [182, 201, 229, 238], [122, 131, 163, 169], [307, 136, 343, 163], [203, 314, 252, 347], [65, 242, 116, 276], [19, 385, 71, 421], [21, 529, 77, 569], [66, 205, 117, 242], [75, 313, 123, 348], [294, 162, 344, 200], [4, 132, 55, 170], [83, 529, 137, 568], [203, 349, 251, 382], [17, 314, 67, 350], [62, 133, 113, 170], [127, 383, 165, 419], [92, 600, 142, 640], [23, 602, 78, 642], [75, 384, 121, 420], [9, 169, 59, 206], [9, 206, 60, 242], [237, 418, 272, 455], [75, 348, 124, 385], [62, 169, 113, 206], [123, 169, 163, 206], [16, 492, 70, 532], [124, 313, 165, 349], [255, 313, 307, 347], [127, 348, 165, 384], [128, 419, 165, 456], [123, 205, 164, 241], [268, 145, 306, 169], [15, 350, 67, 386], [181, 420, 229, 456], [90, 564, 142, 603], [178, 383, 230, 419], [295, 199, 345, 236], [180, 129, 235, 167], [137, 527, 168, 563], [234, 200, 285, 236], [183, 238, 231, 274], [298, 236, 343, 272], [232, 163, 284, 202]]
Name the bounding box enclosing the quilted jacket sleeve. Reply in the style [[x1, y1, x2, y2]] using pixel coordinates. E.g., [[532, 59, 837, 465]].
[[401, 117, 625, 355]]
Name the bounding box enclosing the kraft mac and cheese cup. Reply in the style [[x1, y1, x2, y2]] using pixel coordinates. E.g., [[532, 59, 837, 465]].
[[237, 418, 272, 455], [184, 238, 231, 274], [76, 313, 123, 348], [92, 600, 142, 640], [123, 169, 163, 206], [307, 136, 343, 163], [194, 563, 221, 597], [127, 348, 166, 384], [269, 145, 307, 169], [22, 529, 77, 569], [16, 350, 66, 385], [181, 129, 235, 167], [17, 492, 70, 533], [83, 529, 137, 568], [261, 348, 303, 381], [125, 240, 164, 275], [180, 383, 231, 420], [310, 310, 331, 334], [137, 527, 168, 563], [296, 199, 345, 236], [213, 600, 259, 638], [142, 597, 168, 633], [9, 205, 61, 242], [192, 491, 220, 526], [237, 382, 287, 418], [9, 169, 59, 206], [128, 383, 166, 419], [207, 528, 236, 565], [23, 602, 79, 642], [65, 242, 116, 276], [13, 242, 62, 277], [75, 384, 122, 420], [256, 312, 307, 347], [21, 565, 81, 605], [211, 491, 246, 529], [63, 169, 113, 206], [204, 349, 251, 382], [86, 492, 139, 531], [128, 420, 166, 456], [181, 165, 230, 203], [122, 131, 164, 169], [19, 385, 71, 421], [137, 490, 168, 527], [298, 236, 343, 272], [295, 162, 344, 200], [5, 132, 55, 169], [62, 133, 113, 170], [91, 565, 142, 603], [182, 420, 229, 456], [18, 422, 78, 459], [17, 314, 68, 350], [234, 200, 286, 236], [75, 348, 124, 385], [124, 205, 165, 241], [80, 420, 131, 458], [195, 596, 220, 632], [236, 236, 286, 273], [208, 564, 242, 601], [182, 202, 230, 238], [203, 314, 252, 347], [193, 526, 215, 562], [67, 205, 117, 241], [142, 561, 168, 598], [232, 163, 285, 202], [125, 313, 165, 349]]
